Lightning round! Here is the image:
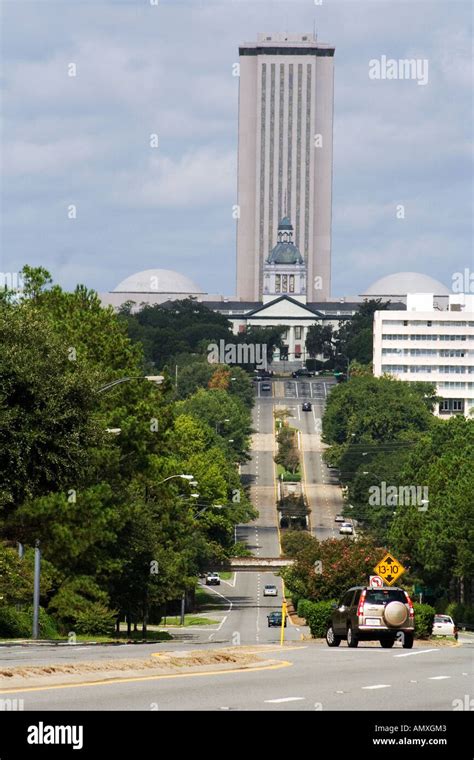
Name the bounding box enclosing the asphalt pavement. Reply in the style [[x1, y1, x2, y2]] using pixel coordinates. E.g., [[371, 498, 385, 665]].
[[1, 378, 471, 712]]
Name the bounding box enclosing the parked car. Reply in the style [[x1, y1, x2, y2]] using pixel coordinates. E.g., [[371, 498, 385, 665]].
[[334, 514, 345, 523], [302, 401, 312, 412], [205, 572, 221, 586], [326, 586, 415, 648], [268, 610, 286, 627], [339, 522, 353, 535], [261, 382, 272, 392], [292, 368, 314, 378], [432, 614, 458, 640], [263, 585, 278, 597]]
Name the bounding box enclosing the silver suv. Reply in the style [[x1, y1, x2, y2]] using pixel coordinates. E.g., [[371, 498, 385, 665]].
[[326, 586, 415, 649]]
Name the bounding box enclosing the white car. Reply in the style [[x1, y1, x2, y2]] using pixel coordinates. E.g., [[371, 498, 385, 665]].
[[205, 572, 221, 586], [432, 614, 458, 639], [263, 585, 278, 597], [339, 522, 353, 535], [334, 514, 345, 523]]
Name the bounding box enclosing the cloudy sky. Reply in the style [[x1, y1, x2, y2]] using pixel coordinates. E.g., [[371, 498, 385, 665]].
[[1, 0, 472, 297]]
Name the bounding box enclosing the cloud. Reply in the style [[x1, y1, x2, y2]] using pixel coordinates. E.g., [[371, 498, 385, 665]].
[[0, 0, 472, 296], [111, 148, 236, 208]]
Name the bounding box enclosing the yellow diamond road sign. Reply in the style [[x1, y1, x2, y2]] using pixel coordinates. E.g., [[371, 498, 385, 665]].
[[373, 553, 406, 586]]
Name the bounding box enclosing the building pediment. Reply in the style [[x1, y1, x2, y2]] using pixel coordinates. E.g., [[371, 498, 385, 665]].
[[247, 295, 324, 319]]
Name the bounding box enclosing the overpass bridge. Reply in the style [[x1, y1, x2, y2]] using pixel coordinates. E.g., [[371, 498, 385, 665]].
[[211, 557, 295, 573]]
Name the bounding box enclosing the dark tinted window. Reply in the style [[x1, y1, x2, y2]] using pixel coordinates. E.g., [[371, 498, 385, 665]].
[[353, 590, 361, 605], [341, 590, 355, 607], [365, 589, 406, 605]]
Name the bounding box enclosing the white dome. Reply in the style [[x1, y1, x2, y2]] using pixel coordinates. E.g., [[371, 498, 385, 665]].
[[114, 268, 204, 294], [363, 272, 450, 296]]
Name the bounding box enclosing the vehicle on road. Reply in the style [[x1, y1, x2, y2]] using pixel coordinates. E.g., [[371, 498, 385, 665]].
[[263, 585, 278, 597], [292, 368, 314, 378], [432, 614, 458, 640], [261, 382, 272, 392], [205, 572, 221, 586], [267, 610, 286, 627], [334, 514, 345, 522], [253, 369, 273, 381], [339, 522, 353, 535], [302, 401, 312, 412], [326, 586, 415, 649]]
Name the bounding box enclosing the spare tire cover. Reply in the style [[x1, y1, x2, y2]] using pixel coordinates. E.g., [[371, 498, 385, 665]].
[[384, 601, 408, 626]]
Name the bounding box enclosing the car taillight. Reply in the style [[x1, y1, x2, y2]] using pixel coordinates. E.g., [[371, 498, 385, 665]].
[[405, 592, 415, 618], [357, 590, 366, 617]]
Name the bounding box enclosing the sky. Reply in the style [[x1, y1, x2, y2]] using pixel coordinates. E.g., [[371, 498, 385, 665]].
[[0, 0, 472, 298]]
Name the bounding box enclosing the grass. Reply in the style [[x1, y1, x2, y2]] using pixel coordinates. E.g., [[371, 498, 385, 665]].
[[277, 464, 301, 482], [219, 571, 233, 580], [195, 586, 227, 609], [0, 630, 173, 644], [160, 616, 218, 627]]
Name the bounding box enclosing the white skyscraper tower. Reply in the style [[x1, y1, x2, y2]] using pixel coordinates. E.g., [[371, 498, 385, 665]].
[[236, 33, 335, 302]]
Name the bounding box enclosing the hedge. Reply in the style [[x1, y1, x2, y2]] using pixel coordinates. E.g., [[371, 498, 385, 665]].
[[299, 599, 337, 638], [413, 602, 435, 639]]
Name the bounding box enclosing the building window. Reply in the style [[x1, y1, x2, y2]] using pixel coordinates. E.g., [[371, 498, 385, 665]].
[[439, 398, 464, 414], [282, 275, 288, 292], [275, 275, 281, 293], [295, 326, 302, 340], [289, 275, 295, 292]]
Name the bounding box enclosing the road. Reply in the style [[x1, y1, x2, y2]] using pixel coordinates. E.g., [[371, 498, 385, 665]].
[[2, 638, 472, 711], [2, 377, 471, 712]]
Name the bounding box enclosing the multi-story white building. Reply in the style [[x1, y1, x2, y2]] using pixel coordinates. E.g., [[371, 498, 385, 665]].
[[373, 293, 474, 416], [236, 33, 335, 302]]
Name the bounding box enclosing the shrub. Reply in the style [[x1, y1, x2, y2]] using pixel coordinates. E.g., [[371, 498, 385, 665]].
[[303, 599, 337, 638], [74, 603, 117, 636], [0, 606, 58, 639], [0, 606, 31, 638], [413, 602, 435, 638], [297, 599, 313, 620]]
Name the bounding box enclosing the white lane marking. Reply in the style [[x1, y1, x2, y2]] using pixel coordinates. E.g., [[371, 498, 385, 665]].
[[394, 649, 438, 658], [428, 676, 451, 680], [362, 684, 391, 690], [264, 697, 305, 704], [297, 405, 301, 421]]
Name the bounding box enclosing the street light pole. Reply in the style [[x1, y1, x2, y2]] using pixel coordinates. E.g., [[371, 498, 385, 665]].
[[32, 540, 41, 639]]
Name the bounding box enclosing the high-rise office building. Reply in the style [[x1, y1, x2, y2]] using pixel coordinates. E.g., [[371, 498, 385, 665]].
[[236, 33, 335, 302]]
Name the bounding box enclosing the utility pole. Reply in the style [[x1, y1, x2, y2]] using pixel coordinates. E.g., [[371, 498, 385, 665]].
[[32, 540, 41, 639], [180, 593, 185, 626]]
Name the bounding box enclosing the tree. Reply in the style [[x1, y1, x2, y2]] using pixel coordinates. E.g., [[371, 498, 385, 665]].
[[389, 416, 474, 597], [306, 324, 335, 360], [281, 535, 385, 602], [336, 299, 390, 364]]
